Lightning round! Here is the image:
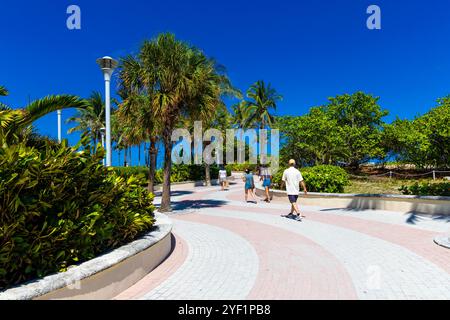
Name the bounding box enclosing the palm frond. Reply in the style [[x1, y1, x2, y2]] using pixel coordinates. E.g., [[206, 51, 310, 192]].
[[20, 95, 88, 128], [0, 86, 8, 96]]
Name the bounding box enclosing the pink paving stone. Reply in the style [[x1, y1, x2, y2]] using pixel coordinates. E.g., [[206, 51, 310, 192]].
[[175, 214, 358, 300], [113, 234, 189, 300], [222, 190, 450, 275]]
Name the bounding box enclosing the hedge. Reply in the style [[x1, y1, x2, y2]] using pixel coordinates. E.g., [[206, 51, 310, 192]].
[[115, 164, 231, 184], [0, 139, 155, 290], [399, 182, 450, 196], [273, 165, 349, 193]]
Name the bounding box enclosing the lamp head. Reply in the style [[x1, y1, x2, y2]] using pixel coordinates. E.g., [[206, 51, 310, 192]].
[[96, 56, 118, 72]]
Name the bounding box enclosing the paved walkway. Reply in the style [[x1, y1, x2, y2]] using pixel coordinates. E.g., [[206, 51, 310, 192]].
[[115, 181, 450, 300]]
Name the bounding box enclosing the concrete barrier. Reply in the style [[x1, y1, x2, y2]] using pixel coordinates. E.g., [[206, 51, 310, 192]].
[[255, 185, 450, 215], [0, 213, 173, 300]]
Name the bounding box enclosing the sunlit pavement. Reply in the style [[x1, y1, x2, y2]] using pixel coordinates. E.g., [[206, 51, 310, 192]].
[[115, 181, 450, 300]]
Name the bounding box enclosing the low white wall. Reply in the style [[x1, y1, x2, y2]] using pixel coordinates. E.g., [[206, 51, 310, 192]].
[[255, 185, 450, 215], [0, 213, 173, 300]]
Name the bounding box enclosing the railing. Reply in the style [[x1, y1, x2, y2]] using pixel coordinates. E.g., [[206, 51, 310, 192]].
[[349, 170, 450, 180]]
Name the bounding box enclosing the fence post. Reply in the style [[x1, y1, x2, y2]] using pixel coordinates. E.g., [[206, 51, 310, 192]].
[[433, 170, 436, 180], [389, 171, 392, 180]]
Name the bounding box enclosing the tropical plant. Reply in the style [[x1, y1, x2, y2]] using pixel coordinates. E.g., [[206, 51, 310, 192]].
[[1, 95, 87, 144], [384, 96, 450, 169], [117, 55, 162, 192], [130, 33, 233, 212], [400, 182, 450, 196], [0, 86, 8, 97], [273, 165, 349, 193], [67, 91, 106, 148], [243, 80, 282, 129], [232, 101, 251, 129], [277, 107, 346, 166], [0, 137, 155, 289], [325, 92, 388, 169]]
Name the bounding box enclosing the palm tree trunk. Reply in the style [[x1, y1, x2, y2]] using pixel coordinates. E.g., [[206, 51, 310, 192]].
[[148, 137, 157, 193], [129, 147, 132, 167], [138, 143, 141, 167], [203, 141, 212, 186], [160, 131, 173, 212], [205, 163, 211, 186]]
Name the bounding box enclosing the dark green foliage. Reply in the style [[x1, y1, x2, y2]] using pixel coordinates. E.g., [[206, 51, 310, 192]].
[[225, 163, 257, 173], [399, 182, 450, 196], [0, 139, 155, 290], [114, 164, 228, 184], [273, 165, 349, 193], [276, 92, 388, 168], [384, 97, 450, 169]]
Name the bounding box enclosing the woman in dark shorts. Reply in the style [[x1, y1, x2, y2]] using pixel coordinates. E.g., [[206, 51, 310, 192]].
[[260, 165, 273, 203], [243, 169, 257, 203]]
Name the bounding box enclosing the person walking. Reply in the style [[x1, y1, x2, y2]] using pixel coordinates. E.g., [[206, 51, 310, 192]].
[[218, 166, 228, 191], [243, 169, 258, 203], [282, 159, 308, 221], [260, 164, 273, 203]]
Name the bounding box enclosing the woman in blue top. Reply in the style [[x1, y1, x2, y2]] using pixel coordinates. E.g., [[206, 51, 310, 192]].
[[243, 169, 257, 203], [259, 165, 273, 203]]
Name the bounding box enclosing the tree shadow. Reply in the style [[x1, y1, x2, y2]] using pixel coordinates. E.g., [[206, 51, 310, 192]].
[[168, 199, 227, 211], [153, 190, 194, 197], [405, 202, 450, 224], [319, 199, 450, 225]]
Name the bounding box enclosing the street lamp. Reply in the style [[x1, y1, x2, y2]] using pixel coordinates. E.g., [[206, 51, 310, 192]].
[[96, 56, 118, 167], [100, 127, 106, 166], [57, 110, 62, 143]]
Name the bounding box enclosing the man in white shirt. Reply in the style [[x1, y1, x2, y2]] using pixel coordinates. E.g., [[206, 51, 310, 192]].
[[282, 159, 308, 221], [218, 167, 228, 191]]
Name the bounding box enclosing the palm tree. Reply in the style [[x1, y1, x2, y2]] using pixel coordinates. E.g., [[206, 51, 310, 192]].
[[232, 100, 251, 129], [244, 80, 282, 129], [0, 94, 87, 143], [0, 85, 11, 111], [118, 56, 161, 192], [67, 92, 105, 148], [0, 86, 8, 97], [138, 33, 233, 212]]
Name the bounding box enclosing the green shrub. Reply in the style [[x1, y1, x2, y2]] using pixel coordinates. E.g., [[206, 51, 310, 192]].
[[399, 182, 450, 196], [225, 163, 257, 172], [114, 164, 229, 184], [273, 165, 349, 193], [114, 166, 148, 181], [0, 139, 155, 290]]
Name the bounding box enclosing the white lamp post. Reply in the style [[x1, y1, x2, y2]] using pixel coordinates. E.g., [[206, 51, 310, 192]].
[[100, 127, 106, 166], [96, 56, 118, 167], [57, 110, 62, 143]]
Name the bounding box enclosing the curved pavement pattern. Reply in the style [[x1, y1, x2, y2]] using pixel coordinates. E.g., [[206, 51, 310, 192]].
[[115, 181, 450, 300]]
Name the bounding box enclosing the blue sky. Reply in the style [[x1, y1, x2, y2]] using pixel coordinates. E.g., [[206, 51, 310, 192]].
[[2, 0, 450, 166]]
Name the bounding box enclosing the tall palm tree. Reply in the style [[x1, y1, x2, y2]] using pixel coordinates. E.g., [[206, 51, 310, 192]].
[[67, 92, 105, 148], [244, 80, 282, 129], [137, 33, 233, 212], [232, 100, 251, 129], [118, 56, 161, 192], [0, 94, 87, 143]]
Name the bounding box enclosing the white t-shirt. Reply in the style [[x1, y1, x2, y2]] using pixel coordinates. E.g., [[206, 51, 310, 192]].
[[219, 170, 227, 179], [282, 167, 304, 195]]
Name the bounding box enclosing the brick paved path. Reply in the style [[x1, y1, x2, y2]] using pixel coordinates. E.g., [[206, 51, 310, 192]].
[[115, 181, 450, 300]]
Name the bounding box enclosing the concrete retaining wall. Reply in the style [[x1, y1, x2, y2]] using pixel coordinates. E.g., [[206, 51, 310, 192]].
[[0, 213, 173, 300], [255, 185, 450, 215]]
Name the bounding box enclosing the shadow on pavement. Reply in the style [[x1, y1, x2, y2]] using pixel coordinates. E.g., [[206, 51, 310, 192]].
[[153, 190, 194, 197], [169, 199, 227, 211]]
